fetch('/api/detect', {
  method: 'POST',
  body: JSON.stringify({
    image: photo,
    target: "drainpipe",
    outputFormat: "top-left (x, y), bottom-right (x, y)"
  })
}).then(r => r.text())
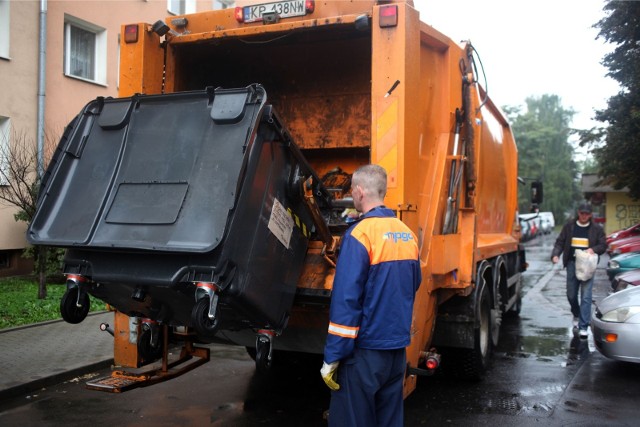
top-left (37, 0), bottom-right (47, 178)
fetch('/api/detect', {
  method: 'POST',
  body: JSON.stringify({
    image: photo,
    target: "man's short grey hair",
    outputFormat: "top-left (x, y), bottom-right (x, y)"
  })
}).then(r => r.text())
top-left (352, 165), bottom-right (387, 199)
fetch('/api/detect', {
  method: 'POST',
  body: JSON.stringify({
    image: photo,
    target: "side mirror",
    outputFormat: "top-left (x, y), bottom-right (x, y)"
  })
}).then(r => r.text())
top-left (531, 181), bottom-right (543, 205)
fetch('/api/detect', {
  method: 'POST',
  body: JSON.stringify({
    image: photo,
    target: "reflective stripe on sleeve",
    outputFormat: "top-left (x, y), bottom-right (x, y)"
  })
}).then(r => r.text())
top-left (328, 322), bottom-right (359, 339)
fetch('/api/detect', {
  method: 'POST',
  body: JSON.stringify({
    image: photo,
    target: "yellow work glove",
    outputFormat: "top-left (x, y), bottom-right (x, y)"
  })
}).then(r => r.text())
top-left (320, 361), bottom-right (340, 391)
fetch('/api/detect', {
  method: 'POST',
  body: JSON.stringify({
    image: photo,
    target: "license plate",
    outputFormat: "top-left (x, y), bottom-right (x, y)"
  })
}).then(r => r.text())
top-left (242, 0), bottom-right (307, 23)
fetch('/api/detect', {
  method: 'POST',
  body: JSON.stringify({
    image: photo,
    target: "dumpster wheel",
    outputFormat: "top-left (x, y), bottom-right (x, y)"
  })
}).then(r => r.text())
top-left (255, 332), bottom-right (274, 374)
top-left (60, 287), bottom-right (90, 324)
top-left (138, 327), bottom-right (163, 363)
top-left (191, 297), bottom-right (220, 339)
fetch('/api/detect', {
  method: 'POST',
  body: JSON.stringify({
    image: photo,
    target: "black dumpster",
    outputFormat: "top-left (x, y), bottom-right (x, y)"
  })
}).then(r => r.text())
top-left (28, 85), bottom-right (332, 338)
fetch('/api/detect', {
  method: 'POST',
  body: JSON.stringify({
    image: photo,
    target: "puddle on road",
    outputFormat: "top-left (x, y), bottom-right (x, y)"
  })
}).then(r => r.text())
top-left (500, 326), bottom-right (571, 358)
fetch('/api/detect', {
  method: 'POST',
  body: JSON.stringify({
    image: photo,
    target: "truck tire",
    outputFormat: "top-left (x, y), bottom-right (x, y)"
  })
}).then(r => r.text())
top-left (443, 284), bottom-right (492, 380)
top-left (464, 282), bottom-right (492, 379)
top-left (491, 257), bottom-right (506, 347)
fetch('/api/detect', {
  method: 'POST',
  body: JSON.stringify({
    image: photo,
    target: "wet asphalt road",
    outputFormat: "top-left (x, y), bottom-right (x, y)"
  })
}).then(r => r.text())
top-left (1, 233), bottom-right (639, 426)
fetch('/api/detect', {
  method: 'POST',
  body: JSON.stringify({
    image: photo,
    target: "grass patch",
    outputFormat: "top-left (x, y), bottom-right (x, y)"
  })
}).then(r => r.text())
top-left (0, 277), bottom-right (106, 330)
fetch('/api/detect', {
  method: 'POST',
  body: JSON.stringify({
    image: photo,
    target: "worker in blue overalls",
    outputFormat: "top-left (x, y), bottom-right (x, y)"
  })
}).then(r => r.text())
top-left (321, 164), bottom-right (422, 427)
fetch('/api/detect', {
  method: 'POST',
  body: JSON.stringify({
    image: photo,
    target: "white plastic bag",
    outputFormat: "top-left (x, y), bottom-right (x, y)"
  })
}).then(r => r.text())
top-left (575, 249), bottom-right (598, 281)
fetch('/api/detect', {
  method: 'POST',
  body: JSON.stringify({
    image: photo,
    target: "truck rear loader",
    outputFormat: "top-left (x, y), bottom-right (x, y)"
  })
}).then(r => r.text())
top-left (28, 0), bottom-right (528, 397)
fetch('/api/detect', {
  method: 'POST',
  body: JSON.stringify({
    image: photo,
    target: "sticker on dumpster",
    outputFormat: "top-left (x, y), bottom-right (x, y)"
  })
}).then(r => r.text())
top-left (268, 198), bottom-right (294, 249)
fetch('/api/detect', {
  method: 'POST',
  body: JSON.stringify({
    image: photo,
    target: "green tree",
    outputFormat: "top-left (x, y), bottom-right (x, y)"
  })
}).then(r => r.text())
top-left (508, 95), bottom-right (581, 223)
top-left (580, 0), bottom-right (640, 200)
top-left (577, 155), bottom-right (599, 175)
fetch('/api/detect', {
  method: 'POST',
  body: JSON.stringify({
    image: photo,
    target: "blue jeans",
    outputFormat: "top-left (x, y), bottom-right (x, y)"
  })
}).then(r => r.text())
top-left (566, 260), bottom-right (594, 330)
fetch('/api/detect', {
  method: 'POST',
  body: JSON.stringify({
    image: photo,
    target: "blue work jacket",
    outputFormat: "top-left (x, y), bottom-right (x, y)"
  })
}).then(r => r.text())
top-left (324, 206), bottom-right (422, 364)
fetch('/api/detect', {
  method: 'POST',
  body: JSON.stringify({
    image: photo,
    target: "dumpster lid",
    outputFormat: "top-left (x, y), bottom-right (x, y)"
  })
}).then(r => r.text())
top-left (28, 86), bottom-right (267, 252)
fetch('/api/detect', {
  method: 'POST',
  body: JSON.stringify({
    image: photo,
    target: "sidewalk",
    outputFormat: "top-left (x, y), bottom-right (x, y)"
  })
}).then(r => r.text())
top-left (543, 253), bottom-right (640, 425)
top-left (0, 311), bottom-right (114, 401)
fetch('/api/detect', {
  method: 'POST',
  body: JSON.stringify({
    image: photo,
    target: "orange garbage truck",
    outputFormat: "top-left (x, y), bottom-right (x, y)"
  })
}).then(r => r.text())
top-left (27, 0), bottom-right (529, 396)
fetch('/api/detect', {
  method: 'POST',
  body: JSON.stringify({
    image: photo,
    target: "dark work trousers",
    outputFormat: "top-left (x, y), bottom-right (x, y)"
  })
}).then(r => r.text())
top-left (328, 347), bottom-right (406, 427)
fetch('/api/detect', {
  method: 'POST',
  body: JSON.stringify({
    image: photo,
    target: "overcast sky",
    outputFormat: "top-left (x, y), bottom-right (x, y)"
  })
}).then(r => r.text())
top-left (413, 0), bottom-right (619, 134)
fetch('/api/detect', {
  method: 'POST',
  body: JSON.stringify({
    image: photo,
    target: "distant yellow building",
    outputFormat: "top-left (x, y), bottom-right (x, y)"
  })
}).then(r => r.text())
top-left (582, 173), bottom-right (639, 235)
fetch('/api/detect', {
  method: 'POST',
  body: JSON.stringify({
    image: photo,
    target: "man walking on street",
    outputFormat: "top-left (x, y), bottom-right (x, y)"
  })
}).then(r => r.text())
top-left (551, 202), bottom-right (606, 338)
top-left (320, 164), bottom-right (422, 427)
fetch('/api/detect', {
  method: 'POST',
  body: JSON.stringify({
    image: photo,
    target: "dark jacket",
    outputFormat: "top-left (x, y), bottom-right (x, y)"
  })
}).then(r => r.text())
top-left (551, 220), bottom-right (607, 267)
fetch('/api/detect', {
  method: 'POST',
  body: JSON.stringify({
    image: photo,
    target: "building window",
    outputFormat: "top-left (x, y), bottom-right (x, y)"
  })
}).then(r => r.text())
top-left (0, 0), bottom-right (9, 59)
top-left (0, 116), bottom-right (9, 186)
top-left (64, 15), bottom-right (107, 85)
top-left (168, 0), bottom-right (196, 15)
top-left (0, 251), bottom-right (10, 269)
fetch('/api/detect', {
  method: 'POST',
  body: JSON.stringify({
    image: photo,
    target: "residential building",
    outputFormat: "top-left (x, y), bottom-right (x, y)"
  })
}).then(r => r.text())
top-left (582, 173), bottom-right (639, 235)
top-left (0, 0), bottom-right (236, 277)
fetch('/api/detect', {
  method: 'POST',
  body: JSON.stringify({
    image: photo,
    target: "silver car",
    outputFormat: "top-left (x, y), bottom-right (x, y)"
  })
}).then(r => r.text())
top-left (592, 286), bottom-right (640, 363)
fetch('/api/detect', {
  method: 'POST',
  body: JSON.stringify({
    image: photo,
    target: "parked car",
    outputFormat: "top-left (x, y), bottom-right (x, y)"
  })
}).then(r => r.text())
top-left (607, 222), bottom-right (640, 246)
top-left (612, 269), bottom-right (640, 292)
top-left (611, 238), bottom-right (640, 257)
top-left (592, 285), bottom-right (640, 363)
top-left (519, 219), bottom-right (531, 242)
top-left (609, 235), bottom-right (640, 255)
top-left (607, 252), bottom-right (640, 284)
top-left (519, 213), bottom-right (541, 240)
top-left (538, 211), bottom-right (555, 234)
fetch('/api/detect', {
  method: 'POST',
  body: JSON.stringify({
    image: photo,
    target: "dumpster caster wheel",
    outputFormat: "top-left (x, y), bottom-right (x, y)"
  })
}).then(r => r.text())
top-left (192, 297), bottom-right (220, 339)
top-left (60, 287), bottom-right (90, 324)
top-left (255, 332), bottom-right (274, 374)
top-left (138, 327), bottom-right (163, 363)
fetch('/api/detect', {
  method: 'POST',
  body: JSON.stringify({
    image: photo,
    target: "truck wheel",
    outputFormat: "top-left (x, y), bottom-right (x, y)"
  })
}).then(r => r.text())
top-left (461, 284), bottom-right (493, 380)
top-left (60, 287), bottom-right (90, 324)
top-left (191, 297), bottom-right (220, 339)
top-left (475, 284), bottom-right (492, 370)
top-left (440, 284), bottom-right (493, 380)
top-left (490, 305), bottom-right (501, 348)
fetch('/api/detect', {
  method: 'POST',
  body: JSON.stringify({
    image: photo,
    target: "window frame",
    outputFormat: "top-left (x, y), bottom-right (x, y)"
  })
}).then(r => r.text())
top-left (213, 0), bottom-right (235, 10)
top-left (168, 0), bottom-right (196, 15)
top-left (63, 15), bottom-right (107, 86)
top-left (0, 0), bottom-right (9, 59)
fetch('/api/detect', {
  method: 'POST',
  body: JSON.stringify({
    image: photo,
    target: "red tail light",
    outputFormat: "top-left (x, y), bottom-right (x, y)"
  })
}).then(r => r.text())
top-left (426, 356), bottom-right (439, 370)
top-left (305, 0), bottom-right (315, 13)
top-left (379, 4), bottom-right (398, 28)
top-left (423, 349), bottom-right (441, 370)
top-left (124, 24), bottom-right (139, 43)
top-left (235, 6), bottom-right (244, 23)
